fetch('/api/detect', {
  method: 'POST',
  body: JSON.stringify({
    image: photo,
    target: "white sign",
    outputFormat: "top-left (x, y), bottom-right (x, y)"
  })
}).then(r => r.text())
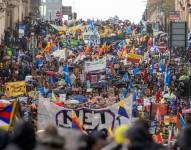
top-left (38, 95), bottom-right (133, 133)
top-left (85, 57), bottom-right (106, 72)
top-left (59, 94), bottom-right (66, 102)
top-left (83, 30), bottom-right (100, 45)
top-left (19, 29), bottom-right (25, 38)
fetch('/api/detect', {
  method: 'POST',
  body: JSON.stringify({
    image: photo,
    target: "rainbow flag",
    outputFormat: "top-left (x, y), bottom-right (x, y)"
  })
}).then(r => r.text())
top-left (71, 111), bottom-right (83, 131)
top-left (0, 100), bottom-right (16, 130)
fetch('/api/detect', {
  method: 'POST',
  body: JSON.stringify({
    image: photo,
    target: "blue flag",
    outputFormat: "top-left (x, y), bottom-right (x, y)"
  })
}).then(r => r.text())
top-left (158, 63), bottom-right (164, 73)
top-left (133, 68), bottom-right (140, 76)
top-left (123, 89), bottom-right (129, 98)
top-left (118, 40), bottom-right (124, 48)
top-left (64, 64), bottom-right (71, 86)
top-left (88, 20), bottom-right (95, 31)
top-left (111, 57), bottom-right (115, 64)
top-left (127, 26), bottom-right (132, 34)
top-left (123, 73), bottom-right (129, 81)
top-left (132, 90), bottom-right (137, 117)
top-left (150, 63), bottom-right (154, 75)
top-left (164, 65), bottom-right (170, 86)
top-left (179, 113), bottom-right (186, 129)
top-left (38, 87), bottom-right (48, 96)
top-left (133, 90), bottom-right (137, 102)
top-left (128, 79), bottom-right (133, 91)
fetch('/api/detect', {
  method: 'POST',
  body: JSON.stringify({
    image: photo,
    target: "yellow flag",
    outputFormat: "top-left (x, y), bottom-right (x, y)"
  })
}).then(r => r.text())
top-left (119, 99), bottom-right (125, 107)
top-left (51, 91), bottom-right (57, 101)
top-left (108, 127), bottom-right (114, 138)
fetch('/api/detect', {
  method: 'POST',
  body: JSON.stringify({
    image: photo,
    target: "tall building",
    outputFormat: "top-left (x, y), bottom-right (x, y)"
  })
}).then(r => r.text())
top-left (0, 0), bottom-right (32, 44)
top-left (144, 0), bottom-right (163, 22)
top-left (29, 0), bottom-right (41, 18)
top-left (175, 0), bottom-right (191, 32)
top-left (143, 0), bottom-right (175, 31)
top-left (0, 0), bottom-right (6, 44)
top-left (40, 0), bottom-right (62, 21)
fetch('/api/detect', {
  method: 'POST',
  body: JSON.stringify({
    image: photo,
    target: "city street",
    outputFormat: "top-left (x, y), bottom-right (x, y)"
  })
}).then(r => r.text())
top-left (0, 0), bottom-right (191, 150)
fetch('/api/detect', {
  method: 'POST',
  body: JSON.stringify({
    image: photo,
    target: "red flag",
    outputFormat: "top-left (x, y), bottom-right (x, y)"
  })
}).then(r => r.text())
top-left (156, 91), bottom-right (161, 103)
top-left (153, 134), bottom-right (164, 144)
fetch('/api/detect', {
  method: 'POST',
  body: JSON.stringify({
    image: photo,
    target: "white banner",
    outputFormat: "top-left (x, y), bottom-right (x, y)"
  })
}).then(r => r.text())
top-left (85, 57), bottom-right (106, 72)
top-left (38, 94), bottom-right (133, 133)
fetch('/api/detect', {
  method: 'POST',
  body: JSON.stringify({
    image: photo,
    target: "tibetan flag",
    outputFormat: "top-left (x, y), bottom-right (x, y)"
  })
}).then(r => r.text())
top-left (178, 113), bottom-right (186, 129)
top-left (72, 111), bottom-right (83, 131)
top-left (118, 100), bottom-right (129, 118)
top-left (0, 101), bottom-right (16, 130)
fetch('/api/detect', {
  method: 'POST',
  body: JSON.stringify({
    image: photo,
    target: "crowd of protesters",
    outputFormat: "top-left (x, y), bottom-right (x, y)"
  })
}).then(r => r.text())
top-left (0, 15), bottom-right (191, 150)
top-left (0, 120), bottom-right (191, 150)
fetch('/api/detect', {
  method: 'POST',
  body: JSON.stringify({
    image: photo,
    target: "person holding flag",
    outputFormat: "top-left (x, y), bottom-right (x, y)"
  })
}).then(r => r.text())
top-left (164, 65), bottom-right (170, 87)
top-left (63, 64), bottom-right (71, 86)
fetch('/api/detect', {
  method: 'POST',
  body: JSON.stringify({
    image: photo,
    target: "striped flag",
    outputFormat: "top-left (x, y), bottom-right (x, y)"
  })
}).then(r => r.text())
top-left (0, 100), bottom-right (17, 130)
top-left (72, 111), bottom-right (83, 132)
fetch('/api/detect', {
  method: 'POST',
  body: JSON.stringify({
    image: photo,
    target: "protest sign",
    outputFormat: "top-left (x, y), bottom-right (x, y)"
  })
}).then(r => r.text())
top-left (38, 95), bottom-right (133, 133)
top-left (59, 94), bottom-right (66, 102)
top-left (164, 116), bottom-right (177, 124)
top-left (4, 81), bottom-right (26, 98)
top-left (83, 30), bottom-right (100, 45)
top-left (85, 57), bottom-right (106, 72)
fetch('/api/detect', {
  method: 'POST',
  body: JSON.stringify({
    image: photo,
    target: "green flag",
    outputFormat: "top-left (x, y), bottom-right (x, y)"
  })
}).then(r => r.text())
top-left (7, 48), bottom-right (13, 56)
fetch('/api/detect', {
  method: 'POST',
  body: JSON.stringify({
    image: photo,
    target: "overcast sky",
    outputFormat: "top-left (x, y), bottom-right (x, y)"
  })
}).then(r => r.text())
top-left (63, 0), bottom-right (147, 23)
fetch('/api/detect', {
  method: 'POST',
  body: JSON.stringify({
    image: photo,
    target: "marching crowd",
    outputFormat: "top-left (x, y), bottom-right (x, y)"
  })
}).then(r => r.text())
top-left (0, 16), bottom-right (191, 150)
top-left (0, 119), bottom-right (191, 150)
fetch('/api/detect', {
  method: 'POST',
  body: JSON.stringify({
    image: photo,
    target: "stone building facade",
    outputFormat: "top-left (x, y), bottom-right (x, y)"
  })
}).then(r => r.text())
top-left (0, 0), bottom-right (39, 44)
top-left (175, 0), bottom-right (191, 32)
top-left (143, 0), bottom-right (175, 31)
top-left (41, 0), bottom-right (62, 21)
